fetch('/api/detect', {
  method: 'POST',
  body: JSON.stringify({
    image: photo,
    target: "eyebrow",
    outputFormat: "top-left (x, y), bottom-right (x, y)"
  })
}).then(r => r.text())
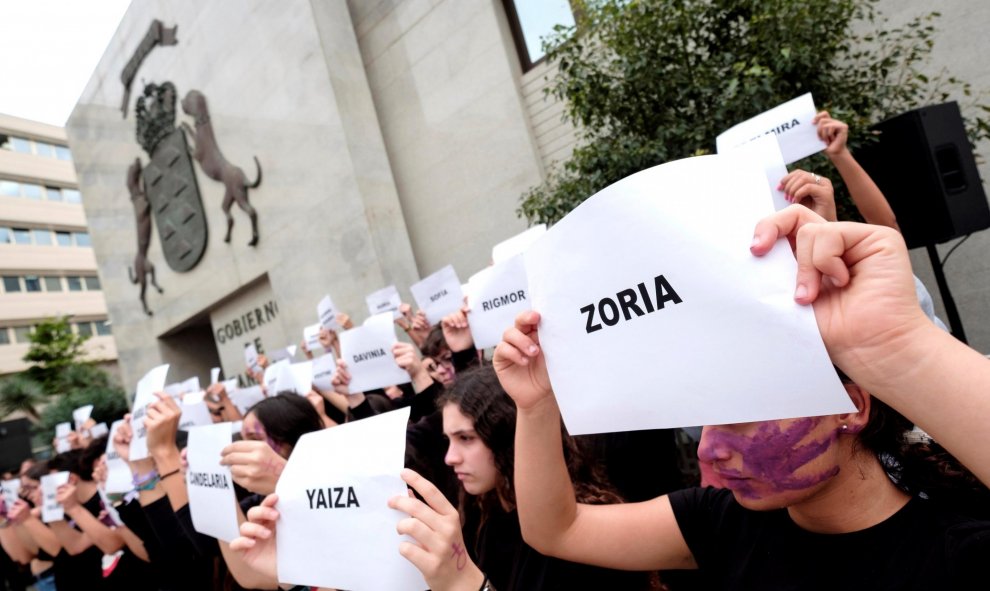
top-left (444, 429), bottom-right (476, 437)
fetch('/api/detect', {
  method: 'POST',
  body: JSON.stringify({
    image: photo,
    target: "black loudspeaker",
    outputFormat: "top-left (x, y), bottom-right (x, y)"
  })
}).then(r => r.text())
top-left (0, 419), bottom-right (32, 472)
top-left (856, 102), bottom-right (990, 249)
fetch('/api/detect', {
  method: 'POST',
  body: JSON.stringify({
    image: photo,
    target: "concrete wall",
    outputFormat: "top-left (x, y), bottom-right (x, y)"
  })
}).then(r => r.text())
top-left (67, 0), bottom-right (420, 390)
top-left (348, 0), bottom-right (545, 279)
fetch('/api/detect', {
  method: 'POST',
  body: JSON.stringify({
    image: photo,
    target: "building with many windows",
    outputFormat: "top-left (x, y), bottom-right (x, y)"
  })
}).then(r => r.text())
top-left (0, 113), bottom-right (117, 378)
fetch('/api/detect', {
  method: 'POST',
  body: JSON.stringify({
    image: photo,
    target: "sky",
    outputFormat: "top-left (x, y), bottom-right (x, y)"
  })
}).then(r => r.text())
top-left (0, 0), bottom-right (132, 126)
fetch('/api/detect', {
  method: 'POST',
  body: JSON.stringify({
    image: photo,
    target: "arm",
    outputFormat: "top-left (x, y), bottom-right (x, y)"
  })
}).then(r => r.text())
top-left (814, 111), bottom-right (899, 229)
top-left (217, 504), bottom-right (271, 589)
top-left (48, 520), bottom-right (94, 556)
top-left (751, 206), bottom-right (990, 486)
top-left (493, 312), bottom-right (695, 571)
top-left (0, 525), bottom-right (33, 564)
top-left (117, 524), bottom-right (150, 562)
top-left (61, 485), bottom-right (125, 556)
top-left (146, 392), bottom-right (189, 511)
top-left (13, 508), bottom-right (61, 557)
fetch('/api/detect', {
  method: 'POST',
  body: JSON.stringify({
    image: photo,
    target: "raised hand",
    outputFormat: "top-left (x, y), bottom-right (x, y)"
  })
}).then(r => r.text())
top-left (229, 493), bottom-right (280, 589)
top-left (778, 169), bottom-right (837, 222)
top-left (389, 469), bottom-right (484, 590)
top-left (493, 311), bottom-right (553, 410)
top-left (219, 440), bottom-right (286, 496)
top-left (441, 306), bottom-right (474, 352)
top-left (145, 392), bottom-right (182, 459)
top-left (813, 111), bottom-right (849, 157)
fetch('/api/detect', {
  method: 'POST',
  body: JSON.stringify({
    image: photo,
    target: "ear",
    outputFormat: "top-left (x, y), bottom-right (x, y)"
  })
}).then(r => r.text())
top-left (67, 473), bottom-right (80, 485)
top-left (836, 383), bottom-right (872, 434)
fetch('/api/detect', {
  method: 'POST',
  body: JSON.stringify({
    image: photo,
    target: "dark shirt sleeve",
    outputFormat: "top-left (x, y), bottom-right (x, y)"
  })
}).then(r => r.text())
top-left (451, 346), bottom-right (479, 372)
top-left (667, 486), bottom-right (736, 573)
top-left (174, 503), bottom-right (220, 559)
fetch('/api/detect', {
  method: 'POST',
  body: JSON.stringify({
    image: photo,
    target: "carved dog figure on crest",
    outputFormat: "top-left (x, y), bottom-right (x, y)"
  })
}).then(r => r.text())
top-left (126, 158), bottom-right (163, 315)
top-left (180, 90), bottom-right (262, 246)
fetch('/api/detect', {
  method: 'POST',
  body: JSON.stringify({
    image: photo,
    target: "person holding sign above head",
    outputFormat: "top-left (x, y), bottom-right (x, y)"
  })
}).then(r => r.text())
top-left (493, 206), bottom-right (990, 590)
top-left (3, 463), bottom-right (59, 591)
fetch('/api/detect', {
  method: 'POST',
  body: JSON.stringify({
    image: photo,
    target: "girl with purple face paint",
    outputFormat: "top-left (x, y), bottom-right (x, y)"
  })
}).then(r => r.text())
top-left (494, 207), bottom-right (990, 589)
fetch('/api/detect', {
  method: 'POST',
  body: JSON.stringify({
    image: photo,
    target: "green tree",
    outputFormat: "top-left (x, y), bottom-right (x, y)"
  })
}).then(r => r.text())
top-left (0, 375), bottom-right (46, 421)
top-left (22, 316), bottom-right (88, 392)
top-left (37, 384), bottom-right (129, 439)
top-left (520, 0), bottom-right (990, 224)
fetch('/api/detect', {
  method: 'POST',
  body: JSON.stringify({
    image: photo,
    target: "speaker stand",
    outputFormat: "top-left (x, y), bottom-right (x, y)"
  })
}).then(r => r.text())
top-left (925, 244), bottom-right (967, 344)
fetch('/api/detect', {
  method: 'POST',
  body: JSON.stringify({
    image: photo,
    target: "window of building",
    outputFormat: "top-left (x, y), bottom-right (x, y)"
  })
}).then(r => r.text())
top-left (95, 320), bottom-right (111, 336)
top-left (44, 276), bottom-right (62, 291)
top-left (0, 181), bottom-right (19, 197)
top-left (66, 276), bottom-right (83, 291)
top-left (63, 189), bottom-right (82, 204)
top-left (13, 326), bottom-right (32, 343)
top-left (503, 0), bottom-right (576, 71)
top-left (11, 137), bottom-right (32, 154)
top-left (0, 227), bottom-right (10, 244)
top-left (55, 231), bottom-right (72, 246)
top-left (55, 146), bottom-right (72, 161)
top-left (34, 142), bottom-right (54, 158)
top-left (74, 232), bottom-right (91, 247)
top-left (46, 187), bottom-right (63, 201)
top-left (2, 276), bottom-right (20, 292)
top-left (0, 328), bottom-right (9, 345)
top-left (21, 183), bottom-right (42, 200)
top-left (84, 276), bottom-right (101, 290)
top-left (12, 228), bottom-right (31, 245)
top-left (76, 322), bottom-right (93, 337)
top-left (24, 275), bottom-right (41, 292)
top-left (32, 229), bottom-right (52, 246)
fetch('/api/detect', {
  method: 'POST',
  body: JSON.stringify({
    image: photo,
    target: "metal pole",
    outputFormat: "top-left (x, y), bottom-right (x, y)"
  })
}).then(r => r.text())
top-left (926, 243), bottom-right (967, 344)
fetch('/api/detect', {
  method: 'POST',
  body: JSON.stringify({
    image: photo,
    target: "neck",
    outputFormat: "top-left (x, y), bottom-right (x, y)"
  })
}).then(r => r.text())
top-left (787, 449), bottom-right (910, 534)
top-left (75, 479), bottom-right (98, 502)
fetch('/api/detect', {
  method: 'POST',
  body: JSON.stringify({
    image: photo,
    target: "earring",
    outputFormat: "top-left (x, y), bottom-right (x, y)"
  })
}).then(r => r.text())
top-left (840, 424), bottom-right (849, 432)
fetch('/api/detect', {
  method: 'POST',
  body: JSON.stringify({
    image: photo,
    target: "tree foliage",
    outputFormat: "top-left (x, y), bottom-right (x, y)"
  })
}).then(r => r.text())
top-left (22, 316), bottom-right (89, 392)
top-left (37, 382), bottom-right (129, 439)
top-left (0, 375), bottom-right (46, 421)
top-left (519, 0), bottom-right (990, 224)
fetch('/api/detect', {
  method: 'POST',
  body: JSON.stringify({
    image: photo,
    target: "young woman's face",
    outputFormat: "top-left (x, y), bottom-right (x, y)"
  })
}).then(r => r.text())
top-left (698, 416), bottom-right (844, 510)
top-left (242, 412), bottom-right (289, 458)
top-left (442, 403), bottom-right (498, 496)
top-left (424, 351), bottom-right (456, 387)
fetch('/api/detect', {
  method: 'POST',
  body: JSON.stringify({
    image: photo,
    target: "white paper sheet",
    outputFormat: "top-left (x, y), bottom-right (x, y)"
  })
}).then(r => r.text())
top-left (276, 406), bottom-right (424, 591)
top-left (98, 487), bottom-right (124, 527)
top-left (724, 133), bottom-right (791, 212)
top-left (179, 401), bottom-right (214, 431)
top-left (229, 386), bottom-right (266, 416)
top-left (466, 255), bottom-right (530, 349)
top-left (1, 479), bottom-right (20, 509)
top-left (211, 367), bottom-right (221, 385)
top-left (410, 265), bottom-right (464, 325)
top-left (88, 422), bottom-right (109, 439)
top-left (338, 313), bottom-right (410, 394)
top-left (186, 423), bottom-right (240, 542)
top-left (55, 422), bottom-right (72, 439)
top-left (104, 420), bottom-right (133, 494)
top-left (317, 295), bottom-right (340, 331)
top-left (40, 472), bottom-right (69, 523)
top-left (129, 364), bottom-right (170, 461)
top-left (245, 343), bottom-right (260, 374)
top-left (303, 323), bottom-right (322, 352)
top-left (72, 405), bottom-right (94, 431)
top-left (716, 93), bottom-right (824, 164)
top-left (311, 352), bottom-right (336, 393)
top-left (365, 285), bottom-right (403, 319)
top-left (267, 345), bottom-right (297, 363)
top-left (523, 154), bottom-right (852, 435)
top-left (289, 361), bottom-right (314, 395)
top-left (221, 378), bottom-right (239, 394)
top-left (492, 224), bottom-right (547, 264)
top-left (263, 359), bottom-right (289, 394)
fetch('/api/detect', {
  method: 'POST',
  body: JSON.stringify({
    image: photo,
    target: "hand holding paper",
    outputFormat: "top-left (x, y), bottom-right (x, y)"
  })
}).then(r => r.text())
top-left (229, 493), bottom-right (281, 589)
top-left (219, 440), bottom-right (286, 496)
top-left (492, 311), bottom-right (553, 411)
top-left (145, 393), bottom-right (182, 458)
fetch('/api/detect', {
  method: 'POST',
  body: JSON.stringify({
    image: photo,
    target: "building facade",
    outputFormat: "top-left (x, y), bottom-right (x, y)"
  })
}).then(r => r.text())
top-left (0, 113), bottom-right (118, 378)
top-left (65, 0), bottom-right (990, 393)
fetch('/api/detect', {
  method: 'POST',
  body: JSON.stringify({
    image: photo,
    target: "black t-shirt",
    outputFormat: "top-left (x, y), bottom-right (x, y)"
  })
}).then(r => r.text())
top-left (669, 486), bottom-right (990, 590)
top-left (53, 493), bottom-right (105, 591)
top-left (467, 505), bottom-right (654, 591)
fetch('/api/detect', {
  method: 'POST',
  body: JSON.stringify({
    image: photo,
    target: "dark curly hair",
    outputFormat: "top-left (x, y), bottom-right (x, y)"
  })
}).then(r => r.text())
top-left (246, 393), bottom-right (324, 457)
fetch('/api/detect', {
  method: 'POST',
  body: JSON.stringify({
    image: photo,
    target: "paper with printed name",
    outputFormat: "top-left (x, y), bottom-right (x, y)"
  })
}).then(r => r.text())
top-left (104, 420), bottom-right (133, 494)
top-left (244, 343), bottom-right (261, 374)
top-left (277, 406), bottom-right (424, 591)
top-left (466, 255), bottom-right (530, 349)
top-left (40, 471), bottom-right (70, 523)
top-left (88, 422), bottom-right (109, 439)
top-left (129, 364), bottom-right (170, 461)
top-left (338, 313), bottom-right (410, 394)
top-left (1, 479), bottom-right (20, 509)
top-left (365, 285), bottom-right (402, 319)
top-left (186, 423), bottom-right (240, 541)
top-left (317, 295), bottom-right (341, 331)
top-left (72, 405), bottom-right (94, 431)
top-left (311, 352), bottom-right (336, 393)
top-left (229, 386), bottom-right (266, 416)
top-left (54, 422), bottom-right (72, 452)
top-left (492, 224), bottom-right (546, 264)
top-left (179, 401), bottom-right (214, 430)
top-left (303, 323), bottom-right (322, 352)
top-left (264, 359), bottom-right (290, 393)
top-left (410, 265), bottom-right (464, 325)
top-left (523, 155), bottom-right (851, 435)
top-left (716, 93), bottom-right (824, 164)
top-left (267, 345), bottom-right (297, 363)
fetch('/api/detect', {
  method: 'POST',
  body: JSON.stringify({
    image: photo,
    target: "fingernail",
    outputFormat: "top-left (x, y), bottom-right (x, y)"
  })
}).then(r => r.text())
top-left (751, 233), bottom-right (762, 247)
top-left (528, 345), bottom-right (538, 355)
top-left (795, 284), bottom-right (808, 300)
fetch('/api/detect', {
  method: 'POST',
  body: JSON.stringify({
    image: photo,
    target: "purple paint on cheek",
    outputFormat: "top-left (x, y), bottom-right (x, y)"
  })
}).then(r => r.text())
top-left (702, 418), bottom-right (840, 499)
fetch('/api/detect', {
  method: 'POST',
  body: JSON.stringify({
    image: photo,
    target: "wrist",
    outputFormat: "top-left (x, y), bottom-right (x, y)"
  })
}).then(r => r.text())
top-left (153, 449), bottom-right (182, 475)
top-left (150, 443), bottom-right (180, 465)
top-left (516, 392), bottom-right (559, 417)
top-left (129, 458), bottom-right (156, 475)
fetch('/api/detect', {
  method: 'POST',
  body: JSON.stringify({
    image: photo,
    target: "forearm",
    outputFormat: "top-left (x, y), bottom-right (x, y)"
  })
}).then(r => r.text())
top-left (64, 505), bottom-right (124, 555)
top-left (844, 323), bottom-right (990, 485)
top-left (152, 448), bottom-right (189, 511)
top-left (21, 518), bottom-right (61, 556)
top-left (831, 149), bottom-right (898, 229)
top-left (49, 520), bottom-right (93, 555)
top-left (119, 525), bottom-right (150, 561)
top-left (513, 396), bottom-right (579, 555)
